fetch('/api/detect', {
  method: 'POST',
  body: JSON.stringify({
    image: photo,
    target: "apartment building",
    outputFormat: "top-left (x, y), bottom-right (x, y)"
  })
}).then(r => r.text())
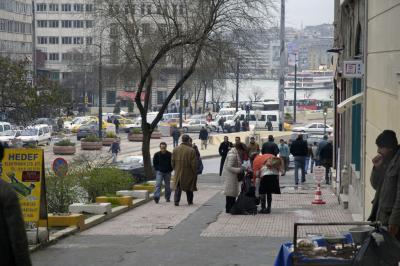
top-left (0, 0), bottom-right (33, 60)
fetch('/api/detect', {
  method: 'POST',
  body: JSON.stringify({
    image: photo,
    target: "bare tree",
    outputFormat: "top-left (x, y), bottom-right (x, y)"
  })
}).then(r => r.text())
top-left (248, 86), bottom-right (265, 103)
top-left (100, 0), bottom-right (276, 177)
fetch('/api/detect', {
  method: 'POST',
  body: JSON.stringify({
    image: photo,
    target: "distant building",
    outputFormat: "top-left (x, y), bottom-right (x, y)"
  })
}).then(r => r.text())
top-left (0, 0), bottom-right (33, 60)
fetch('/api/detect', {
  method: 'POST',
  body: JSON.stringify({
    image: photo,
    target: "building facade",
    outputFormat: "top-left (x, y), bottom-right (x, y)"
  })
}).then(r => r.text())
top-left (0, 0), bottom-right (33, 60)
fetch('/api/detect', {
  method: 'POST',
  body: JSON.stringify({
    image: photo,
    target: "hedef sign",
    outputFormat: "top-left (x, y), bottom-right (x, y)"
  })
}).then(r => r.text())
top-left (1, 149), bottom-right (44, 222)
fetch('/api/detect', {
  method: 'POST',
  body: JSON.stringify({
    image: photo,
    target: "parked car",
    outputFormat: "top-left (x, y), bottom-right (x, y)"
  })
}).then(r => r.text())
top-left (182, 119), bottom-right (211, 133)
top-left (114, 156), bottom-right (149, 182)
top-left (77, 122), bottom-right (105, 140)
top-left (33, 118), bottom-right (58, 132)
top-left (292, 123), bottom-right (333, 134)
top-left (121, 119), bottom-right (141, 133)
top-left (0, 130), bottom-right (21, 146)
top-left (17, 124), bottom-right (52, 145)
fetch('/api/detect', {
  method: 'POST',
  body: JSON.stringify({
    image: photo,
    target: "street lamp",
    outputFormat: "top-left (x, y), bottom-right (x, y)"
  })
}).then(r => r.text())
top-left (323, 107), bottom-right (328, 135)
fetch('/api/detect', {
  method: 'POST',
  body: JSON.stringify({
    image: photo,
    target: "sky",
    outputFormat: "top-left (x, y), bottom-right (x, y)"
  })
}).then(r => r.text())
top-left (285, 0), bottom-right (334, 29)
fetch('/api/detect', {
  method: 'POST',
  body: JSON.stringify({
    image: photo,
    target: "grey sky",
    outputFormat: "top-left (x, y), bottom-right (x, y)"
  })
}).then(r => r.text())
top-left (286, 0), bottom-right (334, 28)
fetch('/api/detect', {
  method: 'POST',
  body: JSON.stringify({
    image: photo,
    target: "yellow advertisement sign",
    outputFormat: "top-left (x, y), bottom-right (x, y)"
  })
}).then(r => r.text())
top-left (1, 149), bottom-right (43, 222)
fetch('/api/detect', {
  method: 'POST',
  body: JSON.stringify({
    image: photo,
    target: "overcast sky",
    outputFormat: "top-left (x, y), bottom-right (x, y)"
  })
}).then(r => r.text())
top-left (285, 0), bottom-right (334, 28)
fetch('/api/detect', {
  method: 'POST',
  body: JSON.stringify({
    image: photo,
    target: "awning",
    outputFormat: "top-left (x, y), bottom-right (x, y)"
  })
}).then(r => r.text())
top-left (118, 91), bottom-right (145, 101)
top-left (337, 92), bottom-right (363, 114)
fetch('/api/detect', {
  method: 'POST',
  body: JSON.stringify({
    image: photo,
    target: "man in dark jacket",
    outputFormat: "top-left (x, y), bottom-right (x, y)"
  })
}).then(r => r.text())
top-left (290, 134), bottom-right (308, 185)
top-left (316, 135), bottom-right (328, 166)
top-left (368, 130), bottom-right (400, 239)
top-left (113, 117), bottom-right (120, 134)
top-left (199, 126), bottom-right (209, 150)
top-left (153, 142), bottom-right (173, 203)
top-left (218, 136), bottom-right (233, 176)
top-left (0, 179), bottom-right (32, 266)
top-left (171, 126), bottom-right (180, 148)
top-left (319, 140), bottom-right (333, 184)
top-left (261, 135), bottom-right (279, 156)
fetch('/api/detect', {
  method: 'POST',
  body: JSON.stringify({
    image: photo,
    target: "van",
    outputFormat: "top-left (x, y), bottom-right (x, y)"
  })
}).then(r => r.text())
top-left (223, 110), bottom-right (280, 132)
top-left (162, 113), bottom-right (180, 121)
top-left (17, 124), bottom-right (52, 145)
top-left (218, 108), bottom-right (237, 116)
top-left (0, 122), bottom-right (12, 133)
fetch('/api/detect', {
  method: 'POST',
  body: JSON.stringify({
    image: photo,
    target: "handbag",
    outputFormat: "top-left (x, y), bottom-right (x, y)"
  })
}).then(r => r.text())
top-left (237, 171), bottom-right (245, 182)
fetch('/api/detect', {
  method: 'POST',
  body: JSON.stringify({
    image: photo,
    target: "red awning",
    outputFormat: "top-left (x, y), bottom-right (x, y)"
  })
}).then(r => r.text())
top-left (118, 91), bottom-right (145, 101)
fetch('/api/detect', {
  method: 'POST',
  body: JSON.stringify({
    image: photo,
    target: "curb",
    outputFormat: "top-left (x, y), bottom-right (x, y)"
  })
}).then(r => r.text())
top-left (29, 190), bottom-right (163, 253)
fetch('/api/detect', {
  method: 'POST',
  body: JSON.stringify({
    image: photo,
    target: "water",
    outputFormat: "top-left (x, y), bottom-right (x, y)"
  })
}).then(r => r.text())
top-left (222, 79), bottom-right (334, 102)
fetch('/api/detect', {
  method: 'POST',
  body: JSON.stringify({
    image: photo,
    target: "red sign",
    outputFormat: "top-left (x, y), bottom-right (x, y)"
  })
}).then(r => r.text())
top-left (118, 91), bottom-right (146, 101)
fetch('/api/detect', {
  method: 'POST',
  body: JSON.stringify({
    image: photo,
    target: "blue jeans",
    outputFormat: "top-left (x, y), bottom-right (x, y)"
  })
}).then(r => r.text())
top-left (294, 156), bottom-right (306, 184)
top-left (154, 171), bottom-right (171, 200)
top-left (305, 157), bottom-right (310, 173)
top-left (173, 138), bottom-right (179, 148)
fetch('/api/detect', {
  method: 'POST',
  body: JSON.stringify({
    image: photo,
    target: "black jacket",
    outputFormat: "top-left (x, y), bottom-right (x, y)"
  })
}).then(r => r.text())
top-left (171, 128), bottom-right (180, 140)
top-left (290, 139), bottom-right (308, 157)
top-left (0, 179), bottom-right (32, 266)
top-left (153, 151), bottom-right (173, 173)
top-left (261, 141), bottom-right (279, 156)
top-left (319, 142), bottom-right (333, 166)
top-left (199, 128), bottom-right (209, 140)
top-left (219, 141), bottom-right (233, 157)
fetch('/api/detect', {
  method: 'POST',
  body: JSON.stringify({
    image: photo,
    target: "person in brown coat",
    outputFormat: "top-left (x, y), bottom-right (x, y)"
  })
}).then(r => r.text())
top-left (0, 179), bottom-right (32, 266)
top-left (172, 134), bottom-right (198, 206)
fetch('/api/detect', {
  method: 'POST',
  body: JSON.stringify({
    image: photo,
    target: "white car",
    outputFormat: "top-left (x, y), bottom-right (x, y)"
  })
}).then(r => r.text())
top-left (0, 130), bottom-right (21, 146)
top-left (17, 124), bottom-right (52, 146)
top-left (122, 119), bottom-right (141, 133)
top-left (292, 123), bottom-right (333, 134)
top-left (209, 115), bottom-right (234, 131)
top-left (182, 119), bottom-right (211, 133)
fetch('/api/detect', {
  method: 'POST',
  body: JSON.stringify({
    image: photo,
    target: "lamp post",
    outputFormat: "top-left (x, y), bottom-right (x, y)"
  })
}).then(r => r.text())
top-left (98, 42), bottom-right (103, 138)
top-left (293, 53), bottom-right (298, 124)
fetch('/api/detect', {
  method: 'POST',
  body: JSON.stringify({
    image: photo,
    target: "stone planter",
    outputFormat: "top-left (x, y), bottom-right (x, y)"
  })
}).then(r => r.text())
top-left (81, 141), bottom-right (103, 150)
top-left (53, 145), bottom-right (76, 155)
top-left (96, 196), bottom-right (133, 207)
top-left (128, 133), bottom-right (143, 142)
top-left (69, 203), bottom-right (112, 215)
top-left (38, 213), bottom-right (84, 229)
top-left (133, 184), bottom-right (155, 193)
top-left (117, 190), bottom-right (149, 199)
top-left (102, 138), bottom-right (114, 146)
top-left (151, 131), bottom-right (162, 139)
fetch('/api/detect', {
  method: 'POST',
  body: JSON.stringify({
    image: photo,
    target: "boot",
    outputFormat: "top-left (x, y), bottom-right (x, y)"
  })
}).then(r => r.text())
top-left (259, 195), bottom-right (268, 214)
top-left (266, 194), bottom-right (272, 214)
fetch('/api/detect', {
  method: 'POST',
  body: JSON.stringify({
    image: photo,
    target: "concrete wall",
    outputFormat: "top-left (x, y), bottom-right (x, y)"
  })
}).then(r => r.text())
top-left (364, 0), bottom-right (400, 217)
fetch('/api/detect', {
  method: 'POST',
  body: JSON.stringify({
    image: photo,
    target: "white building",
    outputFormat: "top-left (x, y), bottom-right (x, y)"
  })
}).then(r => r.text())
top-left (0, 0), bottom-right (33, 60)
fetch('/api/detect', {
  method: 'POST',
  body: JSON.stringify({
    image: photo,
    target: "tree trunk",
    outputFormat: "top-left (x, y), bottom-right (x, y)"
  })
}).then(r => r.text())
top-left (141, 124), bottom-right (154, 180)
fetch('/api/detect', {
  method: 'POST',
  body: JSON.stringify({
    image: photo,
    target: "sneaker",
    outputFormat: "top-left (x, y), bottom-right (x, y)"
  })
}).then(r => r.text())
top-left (259, 208), bottom-right (269, 214)
top-left (266, 207), bottom-right (271, 214)
top-left (301, 179), bottom-right (306, 183)
top-left (188, 202), bottom-right (193, 205)
top-left (174, 202), bottom-right (179, 206)
top-left (154, 198), bottom-right (159, 204)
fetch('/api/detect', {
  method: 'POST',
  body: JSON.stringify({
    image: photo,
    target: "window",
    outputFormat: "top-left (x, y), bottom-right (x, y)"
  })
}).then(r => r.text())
top-left (267, 115), bottom-right (277, 122)
top-left (4, 124), bottom-right (10, 131)
top-left (179, 4), bottom-right (184, 15)
top-left (37, 36), bottom-right (47, 44)
top-left (157, 91), bottom-right (167, 105)
top-left (61, 4), bottom-right (71, 11)
top-left (146, 4), bottom-right (151, 14)
top-left (85, 20), bottom-right (94, 28)
top-left (49, 4), bottom-right (58, 11)
top-left (61, 36), bottom-right (72, 44)
top-left (73, 37), bottom-right (83, 44)
top-left (61, 20), bottom-right (72, 28)
top-left (62, 53), bottom-right (72, 61)
top-left (49, 37), bottom-right (59, 44)
top-left (48, 53), bottom-right (59, 61)
top-left (48, 20), bottom-right (59, 28)
top-left (85, 4), bottom-right (93, 12)
top-left (73, 4), bottom-right (83, 11)
top-left (0, 19), bottom-right (5, 31)
top-left (37, 20), bottom-right (47, 28)
top-left (172, 4), bottom-right (177, 16)
top-left (86, 37), bottom-right (93, 45)
top-left (309, 124), bottom-right (317, 128)
top-left (140, 3), bottom-right (145, 14)
top-left (36, 3), bottom-right (46, 11)
top-left (73, 20), bottom-right (84, 28)
top-left (106, 91), bottom-right (116, 105)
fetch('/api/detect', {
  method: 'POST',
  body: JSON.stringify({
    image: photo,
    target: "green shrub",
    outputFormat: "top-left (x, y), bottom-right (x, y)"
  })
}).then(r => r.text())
top-left (46, 173), bottom-right (87, 213)
top-left (54, 139), bottom-right (76, 146)
top-left (80, 167), bottom-right (134, 202)
top-left (82, 134), bottom-right (101, 142)
top-left (130, 128), bottom-right (142, 134)
top-left (105, 131), bottom-right (117, 138)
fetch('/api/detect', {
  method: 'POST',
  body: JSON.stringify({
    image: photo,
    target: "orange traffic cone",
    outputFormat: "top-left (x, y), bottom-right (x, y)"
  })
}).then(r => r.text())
top-left (312, 183), bottom-right (326, 205)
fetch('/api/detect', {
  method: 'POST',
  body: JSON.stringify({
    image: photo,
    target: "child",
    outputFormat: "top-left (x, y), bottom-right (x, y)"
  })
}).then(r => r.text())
top-left (109, 138), bottom-right (120, 163)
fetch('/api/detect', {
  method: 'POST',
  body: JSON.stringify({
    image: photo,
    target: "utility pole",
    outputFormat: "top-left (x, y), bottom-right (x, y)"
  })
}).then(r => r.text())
top-left (98, 42), bottom-right (103, 139)
top-left (278, 0), bottom-right (286, 131)
top-left (235, 55), bottom-right (240, 112)
top-left (31, 0), bottom-right (37, 86)
top-left (179, 46), bottom-right (184, 128)
top-left (293, 53), bottom-right (297, 123)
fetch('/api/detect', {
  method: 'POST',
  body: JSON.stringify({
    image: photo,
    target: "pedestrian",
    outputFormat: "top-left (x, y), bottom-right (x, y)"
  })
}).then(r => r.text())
top-left (171, 126), bottom-right (180, 148)
top-left (290, 134), bottom-right (308, 185)
top-left (222, 143), bottom-right (247, 213)
top-left (235, 136), bottom-right (241, 147)
top-left (247, 136), bottom-right (260, 156)
top-left (113, 117), bottom-right (120, 134)
top-left (311, 142), bottom-right (318, 172)
top-left (319, 139), bottom-right (333, 184)
top-left (57, 117), bottom-right (64, 132)
top-left (189, 137), bottom-right (203, 176)
top-left (368, 130), bottom-right (400, 239)
top-left (107, 116), bottom-right (112, 123)
top-left (152, 142), bottom-right (173, 203)
top-left (199, 126), bottom-right (209, 150)
top-left (172, 134), bottom-right (198, 206)
top-left (218, 116), bottom-right (224, 133)
top-left (316, 135), bottom-right (328, 166)
top-left (253, 154), bottom-right (282, 214)
top-left (207, 112), bottom-right (212, 123)
top-left (218, 136), bottom-right (233, 176)
top-left (109, 137), bottom-right (120, 163)
top-left (235, 119), bottom-right (241, 132)
top-left (0, 143), bottom-right (32, 266)
top-left (278, 139), bottom-right (290, 176)
top-left (261, 135), bottom-right (279, 156)
top-left (266, 119), bottom-right (273, 131)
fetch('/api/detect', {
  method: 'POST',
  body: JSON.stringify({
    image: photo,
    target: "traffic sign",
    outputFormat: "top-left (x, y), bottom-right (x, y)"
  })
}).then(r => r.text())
top-left (313, 166), bottom-right (325, 183)
top-left (52, 158), bottom-right (68, 177)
